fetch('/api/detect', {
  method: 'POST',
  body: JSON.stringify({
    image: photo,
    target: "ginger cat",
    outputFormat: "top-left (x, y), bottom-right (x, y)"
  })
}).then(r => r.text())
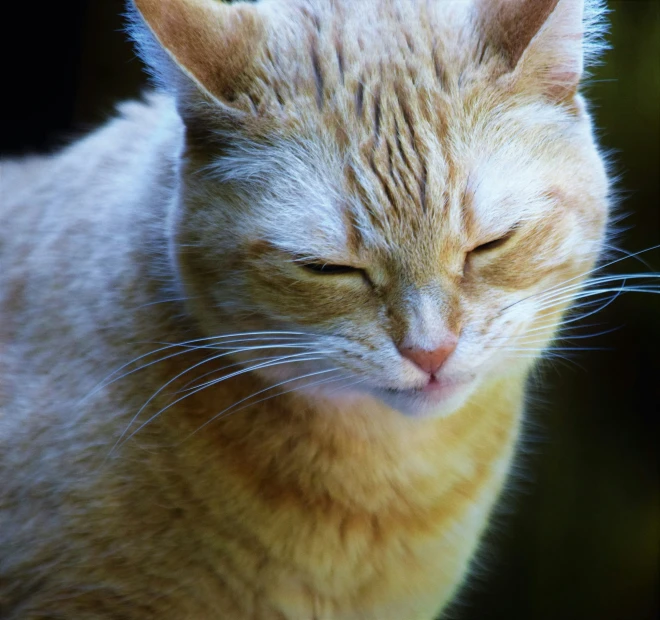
top-left (0, 0), bottom-right (614, 618)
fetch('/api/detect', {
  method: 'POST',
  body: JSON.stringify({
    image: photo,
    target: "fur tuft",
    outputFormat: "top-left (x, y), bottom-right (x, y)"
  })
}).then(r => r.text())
top-left (124, 2), bottom-right (180, 94)
top-left (583, 0), bottom-right (611, 69)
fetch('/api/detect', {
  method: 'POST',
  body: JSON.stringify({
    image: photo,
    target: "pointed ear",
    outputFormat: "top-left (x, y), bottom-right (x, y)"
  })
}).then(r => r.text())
top-left (130, 0), bottom-right (266, 111)
top-left (477, 0), bottom-right (605, 102)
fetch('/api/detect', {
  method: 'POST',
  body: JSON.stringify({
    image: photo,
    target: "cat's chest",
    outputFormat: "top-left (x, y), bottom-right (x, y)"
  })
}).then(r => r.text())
top-left (180, 444), bottom-right (512, 620)
top-left (177, 491), bottom-right (498, 620)
top-left (163, 388), bottom-right (521, 619)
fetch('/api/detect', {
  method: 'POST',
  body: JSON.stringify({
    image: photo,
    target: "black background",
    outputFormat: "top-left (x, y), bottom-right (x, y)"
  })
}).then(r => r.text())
top-left (2, 2), bottom-right (658, 619)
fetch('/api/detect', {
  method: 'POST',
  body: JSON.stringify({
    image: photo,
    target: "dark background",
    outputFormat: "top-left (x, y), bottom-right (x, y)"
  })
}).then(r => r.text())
top-left (2, 2), bottom-right (658, 619)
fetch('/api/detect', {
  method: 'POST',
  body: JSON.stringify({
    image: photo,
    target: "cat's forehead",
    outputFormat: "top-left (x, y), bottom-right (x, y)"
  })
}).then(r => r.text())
top-left (210, 0), bottom-right (588, 268)
top-left (257, 0), bottom-right (472, 118)
top-left (242, 104), bottom-right (562, 274)
top-left (246, 4), bottom-right (561, 225)
top-left (335, 97), bottom-right (562, 239)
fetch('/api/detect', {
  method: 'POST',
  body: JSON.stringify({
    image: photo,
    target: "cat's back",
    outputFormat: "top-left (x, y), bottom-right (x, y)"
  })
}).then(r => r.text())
top-left (0, 93), bottom-right (180, 250)
top-left (0, 94), bottom-right (181, 322)
top-left (0, 94), bottom-right (183, 420)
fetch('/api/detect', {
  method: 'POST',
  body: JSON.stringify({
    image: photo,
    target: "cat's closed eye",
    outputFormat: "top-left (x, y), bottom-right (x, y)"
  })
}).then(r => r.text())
top-left (301, 262), bottom-right (362, 275)
top-left (470, 228), bottom-right (518, 254)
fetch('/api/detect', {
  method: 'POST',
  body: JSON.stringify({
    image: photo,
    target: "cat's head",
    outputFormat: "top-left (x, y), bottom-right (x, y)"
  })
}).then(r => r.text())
top-left (131, 0), bottom-right (610, 417)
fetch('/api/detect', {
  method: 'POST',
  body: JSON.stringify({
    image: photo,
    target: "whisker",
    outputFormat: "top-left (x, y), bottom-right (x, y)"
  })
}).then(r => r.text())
top-left (489, 320), bottom-right (606, 341)
top-left (533, 291), bottom-right (623, 327)
top-left (180, 368), bottom-right (348, 443)
top-left (500, 245), bottom-right (659, 314)
top-left (511, 326), bottom-right (621, 347)
top-left (174, 354), bottom-right (303, 394)
top-left (82, 344), bottom-right (217, 404)
top-left (537, 353), bottom-right (585, 370)
top-left (146, 335), bottom-right (314, 351)
top-left (549, 244), bottom-right (659, 286)
top-left (322, 376), bottom-right (369, 397)
top-left (108, 347), bottom-right (330, 457)
top-left (498, 346), bottom-right (611, 352)
top-left (530, 273), bottom-right (659, 307)
top-left (172, 350), bottom-right (328, 395)
top-left (600, 243), bottom-right (655, 271)
top-left (530, 277), bottom-right (658, 312)
top-left (82, 331), bottom-right (313, 402)
top-left (532, 285), bottom-right (659, 314)
top-left (521, 317), bottom-right (606, 336)
top-left (134, 296), bottom-right (192, 310)
top-left (108, 353), bottom-right (334, 457)
top-left (136, 330), bottom-right (312, 347)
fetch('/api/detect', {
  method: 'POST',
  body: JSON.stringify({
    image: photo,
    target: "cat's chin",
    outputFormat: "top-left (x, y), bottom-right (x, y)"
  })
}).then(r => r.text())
top-left (376, 383), bottom-right (472, 419)
top-left (320, 376), bottom-right (476, 419)
top-left (298, 373), bottom-right (475, 419)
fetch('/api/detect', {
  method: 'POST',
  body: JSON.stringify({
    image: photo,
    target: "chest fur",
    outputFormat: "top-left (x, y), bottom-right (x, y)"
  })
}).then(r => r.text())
top-left (165, 389), bottom-right (522, 619)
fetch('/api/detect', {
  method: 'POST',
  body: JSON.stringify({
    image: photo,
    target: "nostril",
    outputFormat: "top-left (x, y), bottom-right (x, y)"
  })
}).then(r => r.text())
top-left (398, 339), bottom-right (457, 375)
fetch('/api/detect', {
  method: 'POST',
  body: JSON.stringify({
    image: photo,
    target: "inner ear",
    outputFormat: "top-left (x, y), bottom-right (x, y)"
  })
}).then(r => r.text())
top-left (132, 0), bottom-right (267, 109)
top-left (476, 0), bottom-right (591, 103)
top-left (478, 0), bottom-right (561, 70)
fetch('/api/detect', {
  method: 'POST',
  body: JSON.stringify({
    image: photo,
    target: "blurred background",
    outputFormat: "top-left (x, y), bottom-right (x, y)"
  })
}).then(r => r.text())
top-left (2, 2), bottom-right (658, 619)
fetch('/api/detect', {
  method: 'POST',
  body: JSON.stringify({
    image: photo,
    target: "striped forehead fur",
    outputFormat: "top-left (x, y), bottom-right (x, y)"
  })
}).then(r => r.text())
top-left (144, 0), bottom-right (609, 256)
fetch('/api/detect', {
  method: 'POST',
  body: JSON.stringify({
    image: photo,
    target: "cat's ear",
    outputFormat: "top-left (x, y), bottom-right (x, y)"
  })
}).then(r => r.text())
top-left (130, 0), bottom-right (266, 114)
top-left (476, 0), bottom-right (607, 102)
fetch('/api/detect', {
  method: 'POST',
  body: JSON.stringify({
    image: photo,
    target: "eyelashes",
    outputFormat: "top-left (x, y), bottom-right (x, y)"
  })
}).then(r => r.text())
top-left (469, 227), bottom-right (519, 255)
top-left (302, 263), bottom-right (362, 275)
top-left (298, 260), bottom-right (373, 287)
top-left (470, 235), bottom-right (511, 254)
top-left (463, 227), bottom-right (519, 278)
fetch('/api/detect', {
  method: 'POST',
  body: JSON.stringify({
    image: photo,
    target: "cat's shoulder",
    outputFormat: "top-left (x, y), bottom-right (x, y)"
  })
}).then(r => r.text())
top-left (0, 92), bottom-right (178, 201)
top-left (0, 92), bottom-right (181, 331)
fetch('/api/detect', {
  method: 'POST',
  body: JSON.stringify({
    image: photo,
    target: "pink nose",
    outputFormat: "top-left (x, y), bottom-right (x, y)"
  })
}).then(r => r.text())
top-left (398, 339), bottom-right (457, 375)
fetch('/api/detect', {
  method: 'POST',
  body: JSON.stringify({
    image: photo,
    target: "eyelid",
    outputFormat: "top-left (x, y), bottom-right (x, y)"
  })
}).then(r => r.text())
top-left (301, 262), bottom-right (360, 275)
top-left (470, 225), bottom-right (519, 254)
top-left (291, 254), bottom-right (363, 274)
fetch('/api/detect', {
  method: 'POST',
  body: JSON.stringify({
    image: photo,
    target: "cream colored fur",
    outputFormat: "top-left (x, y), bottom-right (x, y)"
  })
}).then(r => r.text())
top-left (0, 1), bottom-right (610, 618)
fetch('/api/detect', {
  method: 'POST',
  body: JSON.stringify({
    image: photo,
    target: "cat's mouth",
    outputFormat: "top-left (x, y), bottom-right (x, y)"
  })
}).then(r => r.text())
top-left (386, 375), bottom-right (465, 395)
top-left (379, 374), bottom-right (474, 414)
top-left (423, 376), bottom-right (456, 393)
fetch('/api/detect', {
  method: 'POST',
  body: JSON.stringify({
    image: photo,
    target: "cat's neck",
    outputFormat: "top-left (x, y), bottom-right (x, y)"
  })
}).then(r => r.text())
top-left (153, 366), bottom-right (526, 512)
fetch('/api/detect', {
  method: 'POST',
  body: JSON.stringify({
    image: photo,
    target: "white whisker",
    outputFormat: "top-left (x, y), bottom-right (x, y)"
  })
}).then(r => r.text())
top-left (322, 376), bottom-right (369, 397)
top-left (180, 368), bottom-right (348, 443)
top-left (108, 347), bottom-right (332, 458)
top-left (107, 354), bottom-right (332, 459)
top-left (500, 245), bottom-right (659, 314)
top-left (510, 326), bottom-right (621, 348)
top-left (82, 330), bottom-right (314, 402)
top-left (532, 285), bottom-right (659, 314)
top-left (600, 243), bottom-right (655, 270)
top-left (171, 350), bottom-right (329, 396)
top-left (499, 346), bottom-right (611, 352)
top-left (534, 291), bottom-right (623, 327)
top-left (174, 354), bottom-right (306, 394)
top-left (530, 273), bottom-right (659, 308)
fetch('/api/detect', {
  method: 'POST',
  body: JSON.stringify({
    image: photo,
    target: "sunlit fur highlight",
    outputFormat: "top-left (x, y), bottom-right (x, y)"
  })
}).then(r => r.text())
top-left (0, 1), bottom-right (613, 618)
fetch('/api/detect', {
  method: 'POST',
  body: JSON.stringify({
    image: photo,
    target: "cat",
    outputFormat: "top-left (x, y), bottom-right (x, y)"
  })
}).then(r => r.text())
top-left (0, 0), bottom-right (622, 618)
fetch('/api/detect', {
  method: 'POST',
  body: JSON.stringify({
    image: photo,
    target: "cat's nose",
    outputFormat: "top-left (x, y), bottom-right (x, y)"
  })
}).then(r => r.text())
top-left (398, 338), bottom-right (457, 375)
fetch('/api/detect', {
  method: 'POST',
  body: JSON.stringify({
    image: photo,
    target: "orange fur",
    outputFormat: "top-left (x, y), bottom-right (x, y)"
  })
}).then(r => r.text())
top-left (0, 1), bottom-right (610, 618)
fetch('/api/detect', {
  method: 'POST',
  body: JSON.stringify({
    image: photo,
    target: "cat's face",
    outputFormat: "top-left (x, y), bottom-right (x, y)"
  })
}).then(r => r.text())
top-left (135, 0), bottom-right (610, 417)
